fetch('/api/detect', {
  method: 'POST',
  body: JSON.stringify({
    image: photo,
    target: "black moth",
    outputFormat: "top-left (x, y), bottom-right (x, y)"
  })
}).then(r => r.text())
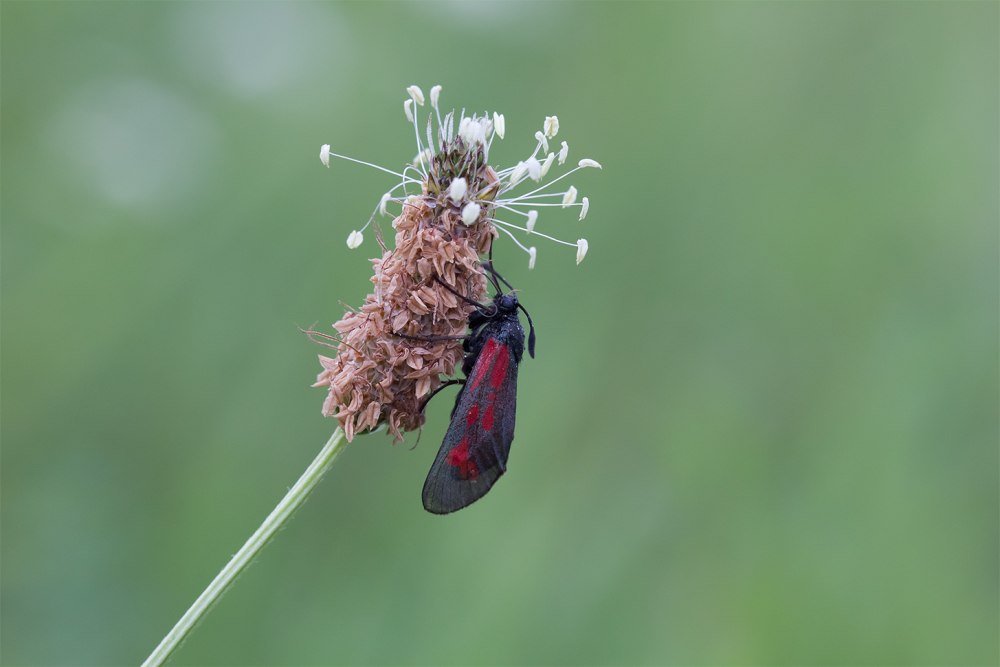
top-left (421, 265), bottom-right (536, 514)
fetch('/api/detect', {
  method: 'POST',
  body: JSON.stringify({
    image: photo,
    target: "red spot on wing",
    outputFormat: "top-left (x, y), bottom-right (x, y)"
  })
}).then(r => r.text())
top-left (466, 404), bottom-right (479, 427)
top-left (482, 401), bottom-right (495, 431)
top-left (469, 338), bottom-right (499, 390)
top-left (489, 345), bottom-right (510, 388)
top-left (446, 437), bottom-right (479, 479)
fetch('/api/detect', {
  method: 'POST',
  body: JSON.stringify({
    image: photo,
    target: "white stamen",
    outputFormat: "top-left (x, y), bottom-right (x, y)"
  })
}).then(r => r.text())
top-left (319, 144), bottom-right (331, 167)
top-left (540, 152), bottom-right (555, 179)
top-left (459, 116), bottom-right (491, 147)
top-left (458, 117), bottom-right (474, 145)
top-left (347, 230), bottom-right (364, 249)
top-left (528, 246), bottom-right (537, 270)
top-left (526, 210), bottom-right (538, 233)
top-left (429, 85), bottom-right (442, 109)
top-left (316, 148), bottom-right (409, 179)
top-left (413, 148), bottom-right (433, 168)
top-left (558, 141), bottom-right (569, 165)
top-left (507, 163), bottom-right (590, 202)
top-left (379, 192), bottom-right (391, 216)
top-left (403, 99), bottom-right (414, 123)
top-left (562, 186), bottom-right (578, 207)
top-left (579, 196), bottom-right (590, 221)
top-left (491, 221), bottom-right (535, 253)
top-left (491, 217), bottom-right (579, 247)
top-left (576, 238), bottom-right (588, 265)
top-left (525, 156), bottom-right (542, 182)
top-left (493, 112), bottom-right (505, 139)
top-left (461, 202), bottom-right (481, 226)
top-left (508, 161), bottom-right (528, 187)
top-left (544, 115), bottom-right (559, 139)
top-left (449, 177), bottom-right (468, 202)
top-left (534, 131), bottom-right (548, 153)
top-left (498, 193), bottom-right (571, 201)
top-left (406, 85), bottom-right (425, 106)
top-left (578, 158), bottom-right (603, 169)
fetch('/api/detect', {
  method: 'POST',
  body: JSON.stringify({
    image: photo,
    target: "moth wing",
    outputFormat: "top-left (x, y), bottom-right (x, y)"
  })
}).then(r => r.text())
top-left (422, 338), bottom-right (520, 514)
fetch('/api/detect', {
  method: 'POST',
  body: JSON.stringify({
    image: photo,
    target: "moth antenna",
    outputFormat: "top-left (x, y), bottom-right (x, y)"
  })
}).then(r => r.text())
top-left (433, 274), bottom-right (491, 310)
top-left (517, 303), bottom-right (537, 358)
top-left (481, 262), bottom-right (503, 295)
top-left (482, 260), bottom-right (515, 294)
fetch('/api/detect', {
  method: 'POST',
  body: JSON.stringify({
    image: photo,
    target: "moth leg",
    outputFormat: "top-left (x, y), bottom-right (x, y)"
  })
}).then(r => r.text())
top-left (433, 275), bottom-right (491, 310)
top-left (391, 330), bottom-right (467, 344)
top-left (408, 426), bottom-right (423, 451)
top-left (420, 379), bottom-right (465, 413)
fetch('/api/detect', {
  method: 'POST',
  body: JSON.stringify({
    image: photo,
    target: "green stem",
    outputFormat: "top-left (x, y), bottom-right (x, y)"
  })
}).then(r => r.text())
top-left (141, 427), bottom-right (348, 667)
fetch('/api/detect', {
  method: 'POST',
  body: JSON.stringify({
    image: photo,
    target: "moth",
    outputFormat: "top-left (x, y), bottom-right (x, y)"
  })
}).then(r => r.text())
top-left (421, 266), bottom-right (535, 514)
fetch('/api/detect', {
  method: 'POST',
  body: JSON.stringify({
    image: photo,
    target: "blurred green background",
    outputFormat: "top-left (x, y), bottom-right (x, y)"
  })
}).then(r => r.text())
top-left (2, 2), bottom-right (997, 665)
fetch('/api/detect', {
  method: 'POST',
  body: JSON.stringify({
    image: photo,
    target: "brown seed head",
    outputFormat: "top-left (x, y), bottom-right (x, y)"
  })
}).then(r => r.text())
top-left (313, 148), bottom-right (497, 441)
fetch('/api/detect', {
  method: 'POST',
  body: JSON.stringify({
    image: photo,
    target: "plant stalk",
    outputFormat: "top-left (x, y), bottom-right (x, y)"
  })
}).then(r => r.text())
top-left (142, 427), bottom-right (347, 667)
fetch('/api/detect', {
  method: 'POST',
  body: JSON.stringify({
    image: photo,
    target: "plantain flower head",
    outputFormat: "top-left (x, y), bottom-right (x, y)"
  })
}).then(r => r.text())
top-left (313, 86), bottom-right (601, 440)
